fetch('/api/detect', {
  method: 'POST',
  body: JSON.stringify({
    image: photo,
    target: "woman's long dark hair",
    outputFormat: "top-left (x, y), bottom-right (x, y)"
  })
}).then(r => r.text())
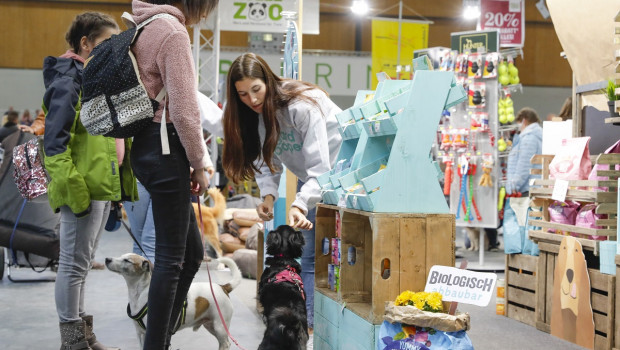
top-left (222, 53), bottom-right (324, 183)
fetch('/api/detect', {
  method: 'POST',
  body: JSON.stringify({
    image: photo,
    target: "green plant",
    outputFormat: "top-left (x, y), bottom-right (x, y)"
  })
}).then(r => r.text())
top-left (604, 79), bottom-right (618, 101)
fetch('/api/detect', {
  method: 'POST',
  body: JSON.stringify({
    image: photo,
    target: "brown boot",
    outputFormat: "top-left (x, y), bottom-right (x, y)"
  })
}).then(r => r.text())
top-left (59, 321), bottom-right (92, 350)
top-left (81, 315), bottom-right (120, 350)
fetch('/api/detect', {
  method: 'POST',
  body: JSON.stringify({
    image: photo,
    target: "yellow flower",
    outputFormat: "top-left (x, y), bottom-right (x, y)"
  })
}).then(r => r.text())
top-left (394, 290), bottom-right (444, 312)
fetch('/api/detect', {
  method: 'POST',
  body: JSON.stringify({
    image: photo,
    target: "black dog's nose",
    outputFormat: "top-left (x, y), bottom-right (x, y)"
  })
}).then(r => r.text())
top-left (105, 258), bottom-right (111, 265)
top-left (566, 269), bottom-right (574, 283)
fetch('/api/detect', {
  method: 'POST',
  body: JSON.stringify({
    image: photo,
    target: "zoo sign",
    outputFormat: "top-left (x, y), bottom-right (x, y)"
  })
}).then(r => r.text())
top-left (220, 0), bottom-right (319, 34)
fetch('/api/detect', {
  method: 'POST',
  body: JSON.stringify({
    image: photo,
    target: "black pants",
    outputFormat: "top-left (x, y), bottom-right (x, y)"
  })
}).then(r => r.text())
top-left (131, 123), bottom-right (203, 350)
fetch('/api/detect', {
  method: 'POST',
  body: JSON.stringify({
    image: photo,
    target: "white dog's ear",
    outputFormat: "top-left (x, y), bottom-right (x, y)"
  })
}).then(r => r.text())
top-left (142, 260), bottom-right (151, 272)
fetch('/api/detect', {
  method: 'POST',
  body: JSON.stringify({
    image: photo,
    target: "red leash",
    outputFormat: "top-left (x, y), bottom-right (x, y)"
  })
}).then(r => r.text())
top-left (197, 197), bottom-right (248, 350)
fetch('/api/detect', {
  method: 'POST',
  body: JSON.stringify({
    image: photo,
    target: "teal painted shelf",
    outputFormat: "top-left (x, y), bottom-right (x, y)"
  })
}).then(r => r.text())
top-left (319, 60), bottom-right (467, 213)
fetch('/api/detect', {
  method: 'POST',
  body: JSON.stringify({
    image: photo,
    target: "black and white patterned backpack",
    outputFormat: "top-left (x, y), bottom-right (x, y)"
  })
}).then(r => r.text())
top-left (81, 13), bottom-right (173, 139)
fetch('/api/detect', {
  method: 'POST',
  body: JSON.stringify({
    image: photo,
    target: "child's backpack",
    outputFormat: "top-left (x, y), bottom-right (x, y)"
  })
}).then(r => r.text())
top-left (12, 135), bottom-right (48, 200)
top-left (80, 13), bottom-right (172, 138)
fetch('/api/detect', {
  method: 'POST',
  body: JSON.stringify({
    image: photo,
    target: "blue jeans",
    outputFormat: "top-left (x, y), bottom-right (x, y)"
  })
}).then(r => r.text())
top-left (124, 181), bottom-right (156, 262)
top-left (131, 123), bottom-right (204, 350)
top-left (297, 180), bottom-right (315, 329)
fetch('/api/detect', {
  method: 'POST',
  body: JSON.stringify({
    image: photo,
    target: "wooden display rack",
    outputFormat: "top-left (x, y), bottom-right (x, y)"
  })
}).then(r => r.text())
top-left (505, 254), bottom-right (538, 327)
top-left (528, 154), bottom-right (619, 255)
top-left (314, 204), bottom-right (455, 343)
top-left (535, 241), bottom-right (616, 350)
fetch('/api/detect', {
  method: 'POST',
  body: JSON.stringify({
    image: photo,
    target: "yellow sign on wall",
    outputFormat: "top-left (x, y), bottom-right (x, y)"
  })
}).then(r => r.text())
top-left (371, 18), bottom-right (429, 89)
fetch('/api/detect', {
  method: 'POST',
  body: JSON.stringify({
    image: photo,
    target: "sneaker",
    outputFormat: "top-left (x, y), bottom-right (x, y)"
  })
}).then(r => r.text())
top-left (488, 246), bottom-right (500, 252)
top-left (307, 333), bottom-right (313, 349)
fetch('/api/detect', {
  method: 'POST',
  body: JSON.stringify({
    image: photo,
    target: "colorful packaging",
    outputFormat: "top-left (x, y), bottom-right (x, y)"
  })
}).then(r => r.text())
top-left (468, 82), bottom-right (486, 108)
top-left (331, 238), bottom-right (340, 265)
top-left (575, 204), bottom-right (607, 240)
top-left (548, 201), bottom-right (580, 236)
top-left (328, 264), bottom-right (335, 290)
top-left (455, 53), bottom-right (469, 74)
top-left (483, 52), bottom-right (499, 78)
top-left (549, 137), bottom-right (592, 180)
top-left (467, 53), bottom-right (483, 78)
top-left (335, 211), bottom-right (342, 238)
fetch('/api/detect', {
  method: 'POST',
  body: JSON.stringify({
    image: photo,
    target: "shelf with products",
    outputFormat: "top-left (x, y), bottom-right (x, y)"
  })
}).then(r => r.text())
top-left (318, 57), bottom-right (467, 213)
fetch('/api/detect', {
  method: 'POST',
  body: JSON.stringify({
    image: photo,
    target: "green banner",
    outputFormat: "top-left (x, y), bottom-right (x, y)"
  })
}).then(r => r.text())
top-left (450, 30), bottom-right (499, 53)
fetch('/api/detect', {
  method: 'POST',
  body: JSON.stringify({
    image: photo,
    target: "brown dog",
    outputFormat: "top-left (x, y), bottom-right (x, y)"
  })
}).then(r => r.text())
top-left (550, 236), bottom-right (594, 349)
top-left (193, 188), bottom-right (226, 257)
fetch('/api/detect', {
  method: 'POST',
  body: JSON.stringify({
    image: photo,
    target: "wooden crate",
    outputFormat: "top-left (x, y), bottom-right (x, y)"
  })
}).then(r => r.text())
top-left (528, 154), bottom-right (619, 256)
top-left (505, 254), bottom-right (538, 327)
top-left (536, 242), bottom-right (616, 350)
top-left (315, 204), bottom-right (455, 324)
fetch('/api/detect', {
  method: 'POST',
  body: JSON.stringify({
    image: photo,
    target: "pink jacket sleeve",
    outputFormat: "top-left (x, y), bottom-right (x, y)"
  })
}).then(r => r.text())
top-left (156, 30), bottom-right (206, 169)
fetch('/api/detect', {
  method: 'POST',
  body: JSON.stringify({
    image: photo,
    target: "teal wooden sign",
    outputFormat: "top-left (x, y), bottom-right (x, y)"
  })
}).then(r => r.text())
top-left (450, 30), bottom-right (500, 53)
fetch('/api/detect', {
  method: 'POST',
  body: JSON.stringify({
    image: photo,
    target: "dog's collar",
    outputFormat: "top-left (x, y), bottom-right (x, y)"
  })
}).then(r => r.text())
top-left (268, 265), bottom-right (305, 300)
top-left (127, 299), bottom-right (188, 333)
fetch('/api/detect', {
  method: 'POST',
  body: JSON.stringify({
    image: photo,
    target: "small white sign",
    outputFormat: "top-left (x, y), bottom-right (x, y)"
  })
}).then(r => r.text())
top-left (551, 179), bottom-right (569, 202)
top-left (425, 265), bottom-right (497, 307)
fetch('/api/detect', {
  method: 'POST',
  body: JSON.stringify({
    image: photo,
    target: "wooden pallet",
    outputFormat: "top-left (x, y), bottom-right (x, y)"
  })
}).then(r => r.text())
top-left (315, 204), bottom-right (455, 324)
top-left (536, 242), bottom-right (616, 350)
top-left (528, 154), bottom-right (619, 255)
top-left (505, 254), bottom-right (538, 327)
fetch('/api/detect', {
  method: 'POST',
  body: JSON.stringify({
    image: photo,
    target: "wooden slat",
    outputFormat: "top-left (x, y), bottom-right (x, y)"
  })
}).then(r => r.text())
top-left (531, 154), bottom-right (555, 164)
top-left (593, 312), bottom-right (610, 335)
top-left (529, 188), bottom-right (618, 203)
top-left (588, 268), bottom-right (615, 292)
top-left (371, 216), bottom-right (400, 323)
top-left (596, 153), bottom-right (620, 165)
top-left (595, 219), bottom-right (618, 226)
top-left (596, 170), bottom-right (620, 177)
top-left (529, 220), bottom-right (616, 238)
top-left (529, 210), bottom-right (543, 218)
top-left (507, 286), bottom-right (536, 309)
top-left (597, 203), bottom-right (618, 215)
top-left (532, 231), bottom-right (600, 255)
top-left (592, 293), bottom-right (610, 315)
top-left (531, 169), bottom-right (542, 175)
top-left (532, 179), bottom-right (619, 188)
top-left (507, 253), bottom-right (539, 272)
top-left (507, 270), bottom-right (537, 290)
top-left (506, 303), bottom-right (536, 327)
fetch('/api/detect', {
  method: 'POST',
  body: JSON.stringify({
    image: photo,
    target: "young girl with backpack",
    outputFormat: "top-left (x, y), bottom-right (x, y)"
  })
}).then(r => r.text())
top-left (222, 53), bottom-right (343, 338)
top-left (42, 12), bottom-right (136, 350)
top-left (129, 1), bottom-right (218, 348)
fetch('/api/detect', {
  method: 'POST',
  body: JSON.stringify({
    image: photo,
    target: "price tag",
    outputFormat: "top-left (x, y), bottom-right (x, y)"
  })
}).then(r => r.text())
top-left (551, 179), bottom-right (569, 202)
top-left (337, 195), bottom-right (347, 208)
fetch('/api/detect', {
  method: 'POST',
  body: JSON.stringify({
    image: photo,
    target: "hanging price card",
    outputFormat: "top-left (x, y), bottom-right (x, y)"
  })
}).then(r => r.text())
top-left (479, 0), bottom-right (525, 47)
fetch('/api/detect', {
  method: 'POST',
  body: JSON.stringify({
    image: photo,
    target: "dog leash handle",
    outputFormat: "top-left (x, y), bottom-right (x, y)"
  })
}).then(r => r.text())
top-left (197, 197), bottom-right (248, 350)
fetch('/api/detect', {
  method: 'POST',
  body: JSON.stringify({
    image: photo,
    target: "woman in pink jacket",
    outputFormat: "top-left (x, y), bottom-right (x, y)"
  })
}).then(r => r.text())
top-left (129, 1), bottom-right (218, 349)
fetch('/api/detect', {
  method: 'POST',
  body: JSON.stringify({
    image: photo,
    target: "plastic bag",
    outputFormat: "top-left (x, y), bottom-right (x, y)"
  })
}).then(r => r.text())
top-left (503, 198), bottom-right (524, 254)
top-left (575, 203), bottom-right (607, 241)
top-left (523, 207), bottom-right (540, 256)
top-left (549, 137), bottom-right (591, 180)
top-left (548, 200), bottom-right (580, 236)
top-left (588, 139), bottom-right (620, 191)
top-left (378, 321), bottom-right (473, 350)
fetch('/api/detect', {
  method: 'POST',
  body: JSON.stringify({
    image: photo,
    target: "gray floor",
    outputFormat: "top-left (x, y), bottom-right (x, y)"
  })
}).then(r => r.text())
top-left (0, 227), bottom-right (586, 349)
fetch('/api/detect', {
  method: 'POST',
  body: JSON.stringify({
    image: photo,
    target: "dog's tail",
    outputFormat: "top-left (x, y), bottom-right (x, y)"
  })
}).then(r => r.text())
top-left (217, 257), bottom-right (242, 294)
top-left (266, 307), bottom-right (308, 349)
top-left (206, 187), bottom-right (226, 223)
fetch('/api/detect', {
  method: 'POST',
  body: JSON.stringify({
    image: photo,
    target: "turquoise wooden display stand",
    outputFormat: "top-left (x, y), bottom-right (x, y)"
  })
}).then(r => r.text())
top-left (318, 61), bottom-right (467, 213)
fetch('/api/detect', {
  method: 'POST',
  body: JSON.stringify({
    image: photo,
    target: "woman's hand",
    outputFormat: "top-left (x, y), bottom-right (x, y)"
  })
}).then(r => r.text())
top-left (190, 167), bottom-right (208, 196)
top-left (257, 195), bottom-right (275, 221)
top-left (289, 206), bottom-right (312, 230)
top-left (205, 166), bottom-right (215, 179)
top-left (17, 125), bottom-right (34, 134)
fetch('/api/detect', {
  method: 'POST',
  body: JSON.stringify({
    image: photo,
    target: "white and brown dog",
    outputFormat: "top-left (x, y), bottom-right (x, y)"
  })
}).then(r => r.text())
top-left (105, 253), bottom-right (241, 350)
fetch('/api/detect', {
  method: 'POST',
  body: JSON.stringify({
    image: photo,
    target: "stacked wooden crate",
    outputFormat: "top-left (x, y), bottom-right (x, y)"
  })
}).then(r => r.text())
top-left (314, 204), bottom-right (455, 349)
top-left (527, 154), bottom-right (619, 349)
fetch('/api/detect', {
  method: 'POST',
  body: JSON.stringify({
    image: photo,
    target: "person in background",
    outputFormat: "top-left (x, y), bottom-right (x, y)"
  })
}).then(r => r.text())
top-left (0, 110), bottom-right (19, 142)
top-left (506, 107), bottom-right (543, 196)
top-left (18, 109), bottom-right (46, 135)
top-left (557, 97), bottom-right (572, 121)
top-left (42, 12), bottom-right (136, 350)
top-left (222, 52), bottom-right (343, 343)
top-left (20, 109), bottom-right (33, 126)
top-left (129, 0), bottom-right (218, 348)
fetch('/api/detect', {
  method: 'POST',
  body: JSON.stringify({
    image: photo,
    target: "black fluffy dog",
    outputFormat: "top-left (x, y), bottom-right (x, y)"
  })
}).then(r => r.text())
top-left (258, 225), bottom-right (309, 350)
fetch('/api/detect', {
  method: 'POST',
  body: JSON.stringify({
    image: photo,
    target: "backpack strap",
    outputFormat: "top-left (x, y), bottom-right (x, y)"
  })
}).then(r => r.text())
top-left (121, 12), bottom-right (136, 29)
top-left (137, 13), bottom-right (177, 31)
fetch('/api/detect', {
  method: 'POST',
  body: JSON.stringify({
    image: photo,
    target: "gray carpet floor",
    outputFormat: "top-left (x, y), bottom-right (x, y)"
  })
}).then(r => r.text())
top-left (0, 227), bottom-right (586, 349)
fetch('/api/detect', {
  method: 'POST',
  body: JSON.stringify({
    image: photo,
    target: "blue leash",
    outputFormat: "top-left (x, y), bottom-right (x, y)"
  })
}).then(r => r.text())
top-left (8, 198), bottom-right (28, 265)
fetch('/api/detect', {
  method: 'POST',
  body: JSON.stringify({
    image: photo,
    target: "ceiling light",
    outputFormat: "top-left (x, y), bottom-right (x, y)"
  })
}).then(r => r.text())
top-left (351, 0), bottom-right (369, 16)
top-left (463, 0), bottom-right (480, 20)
